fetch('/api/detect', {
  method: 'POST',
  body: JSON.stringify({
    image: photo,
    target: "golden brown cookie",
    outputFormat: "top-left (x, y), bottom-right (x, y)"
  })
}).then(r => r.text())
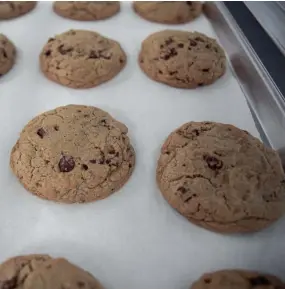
top-left (0, 1), bottom-right (36, 20)
top-left (0, 34), bottom-right (16, 77)
top-left (133, 1), bottom-right (202, 24)
top-left (40, 29), bottom-right (126, 89)
top-left (157, 121), bottom-right (285, 233)
top-left (139, 30), bottom-right (226, 89)
top-left (191, 269), bottom-right (284, 289)
top-left (53, 1), bottom-right (120, 21)
top-left (10, 105), bottom-right (135, 204)
top-left (0, 254), bottom-right (105, 289)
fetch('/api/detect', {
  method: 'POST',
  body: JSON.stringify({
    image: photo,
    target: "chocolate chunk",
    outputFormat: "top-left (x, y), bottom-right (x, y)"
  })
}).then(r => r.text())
top-left (81, 164), bottom-right (88, 170)
top-left (0, 276), bottom-right (17, 289)
top-left (89, 50), bottom-right (98, 59)
top-left (58, 44), bottom-right (73, 55)
top-left (165, 38), bottom-right (174, 45)
top-left (37, 128), bottom-right (46, 139)
top-left (45, 50), bottom-right (51, 56)
top-left (249, 276), bottom-right (271, 286)
top-left (177, 186), bottom-right (186, 194)
top-left (203, 155), bottom-right (223, 170)
top-left (77, 281), bottom-right (85, 288)
top-left (161, 48), bottom-right (178, 60)
top-left (59, 155), bottom-right (75, 172)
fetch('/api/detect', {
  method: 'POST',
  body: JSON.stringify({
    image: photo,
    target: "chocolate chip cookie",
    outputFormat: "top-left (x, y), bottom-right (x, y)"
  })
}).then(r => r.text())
top-left (40, 29), bottom-right (126, 89)
top-left (53, 1), bottom-right (120, 21)
top-left (10, 105), bottom-right (135, 203)
top-left (133, 1), bottom-right (202, 24)
top-left (0, 1), bottom-right (36, 20)
top-left (139, 30), bottom-right (226, 88)
top-left (0, 34), bottom-right (16, 77)
top-left (0, 254), bottom-right (105, 289)
top-left (156, 121), bottom-right (285, 233)
top-left (191, 269), bottom-right (284, 289)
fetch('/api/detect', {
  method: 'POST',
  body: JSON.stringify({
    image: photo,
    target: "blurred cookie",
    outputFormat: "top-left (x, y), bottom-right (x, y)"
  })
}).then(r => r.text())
top-left (157, 121), bottom-right (285, 233)
top-left (53, 1), bottom-right (120, 21)
top-left (139, 30), bottom-right (226, 88)
top-left (40, 29), bottom-right (126, 89)
top-left (0, 34), bottom-right (16, 77)
top-left (0, 1), bottom-right (36, 20)
top-left (10, 105), bottom-right (135, 203)
top-left (133, 1), bottom-right (202, 24)
top-left (0, 254), bottom-right (104, 289)
top-left (191, 269), bottom-right (284, 289)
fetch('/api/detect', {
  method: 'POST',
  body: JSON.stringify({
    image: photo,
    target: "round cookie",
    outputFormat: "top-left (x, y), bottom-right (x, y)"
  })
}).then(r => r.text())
top-left (139, 30), bottom-right (226, 88)
top-left (133, 1), bottom-right (202, 24)
top-left (0, 1), bottom-right (36, 20)
top-left (53, 1), bottom-right (120, 21)
top-left (10, 105), bottom-right (135, 203)
top-left (0, 34), bottom-right (16, 77)
top-left (156, 121), bottom-right (285, 233)
top-left (40, 29), bottom-right (126, 89)
top-left (191, 270), bottom-right (284, 289)
top-left (0, 254), bottom-right (105, 289)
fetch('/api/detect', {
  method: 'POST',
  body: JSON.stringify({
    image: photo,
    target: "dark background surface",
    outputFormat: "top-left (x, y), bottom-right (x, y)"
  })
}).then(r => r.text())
top-left (224, 1), bottom-right (285, 98)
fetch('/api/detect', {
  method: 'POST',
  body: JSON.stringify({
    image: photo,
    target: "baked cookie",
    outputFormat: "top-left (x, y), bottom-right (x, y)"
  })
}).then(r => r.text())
top-left (0, 34), bottom-right (16, 77)
top-left (10, 105), bottom-right (135, 203)
top-left (0, 254), bottom-right (104, 289)
top-left (133, 1), bottom-right (202, 24)
top-left (156, 121), bottom-right (285, 233)
top-left (53, 1), bottom-right (120, 21)
top-left (0, 1), bottom-right (36, 20)
top-left (40, 29), bottom-right (126, 89)
top-left (139, 30), bottom-right (226, 88)
top-left (191, 269), bottom-right (284, 289)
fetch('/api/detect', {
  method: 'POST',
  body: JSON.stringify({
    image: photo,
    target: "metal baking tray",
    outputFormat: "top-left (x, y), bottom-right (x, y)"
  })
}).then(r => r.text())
top-left (0, 2), bottom-right (284, 289)
top-left (204, 2), bottom-right (285, 164)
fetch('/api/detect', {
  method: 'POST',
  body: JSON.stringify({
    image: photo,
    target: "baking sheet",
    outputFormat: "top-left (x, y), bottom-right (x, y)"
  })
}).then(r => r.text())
top-left (1, 1), bottom-right (285, 288)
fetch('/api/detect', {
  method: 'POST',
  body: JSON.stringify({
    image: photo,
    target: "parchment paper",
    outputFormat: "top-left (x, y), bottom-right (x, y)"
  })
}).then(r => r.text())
top-left (0, 2), bottom-right (284, 289)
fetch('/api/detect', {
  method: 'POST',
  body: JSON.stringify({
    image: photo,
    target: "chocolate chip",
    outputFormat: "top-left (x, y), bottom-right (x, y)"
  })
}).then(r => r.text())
top-left (202, 68), bottom-right (209, 72)
top-left (161, 48), bottom-right (178, 60)
top-left (193, 129), bottom-right (200, 136)
top-left (45, 50), bottom-right (51, 56)
top-left (0, 48), bottom-right (7, 58)
top-left (109, 149), bottom-right (115, 154)
top-left (115, 152), bottom-right (119, 157)
top-left (198, 83), bottom-right (204, 86)
top-left (195, 37), bottom-right (205, 42)
top-left (204, 278), bottom-right (211, 284)
top-left (129, 163), bottom-right (132, 168)
top-left (89, 160), bottom-right (97, 164)
top-left (54, 125), bottom-right (59, 131)
top-left (178, 43), bottom-right (184, 48)
top-left (203, 155), bottom-right (223, 170)
top-left (158, 70), bottom-right (163, 74)
top-left (205, 44), bottom-right (211, 49)
top-left (169, 71), bottom-right (177, 75)
top-left (58, 44), bottom-right (73, 55)
top-left (0, 276), bottom-right (17, 289)
top-left (119, 58), bottom-right (124, 63)
top-left (37, 128), bottom-right (46, 138)
top-left (160, 44), bottom-right (164, 49)
top-left (81, 164), bottom-right (88, 170)
top-left (189, 39), bottom-right (197, 47)
top-left (89, 50), bottom-right (98, 59)
top-left (106, 159), bottom-right (111, 165)
top-left (165, 38), bottom-right (174, 45)
top-left (186, 1), bottom-right (192, 5)
top-left (177, 186), bottom-right (186, 194)
top-left (77, 281), bottom-right (85, 288)
top-left (59, 155), bottom-right (75, 172)
top-left (249, 276), bottom-right (271, 286)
